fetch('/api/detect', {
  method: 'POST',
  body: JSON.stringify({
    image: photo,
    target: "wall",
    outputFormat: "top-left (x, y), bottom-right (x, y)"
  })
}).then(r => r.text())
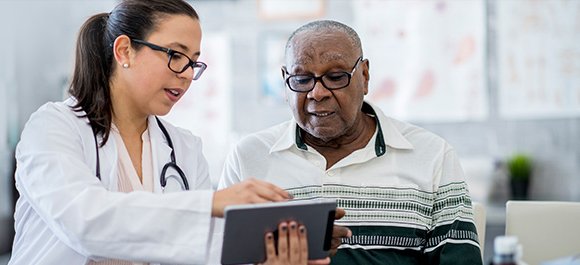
top-left (0, 0), bottom-right (578, 262)
top-left (195, 0), bottom-right (580, 201)
top-left (419, 0), bottom-right (579, 202)
top-left (0, 0), bottom-right (118, 218)
top-left (0, 0), bottom-right (578, 219)
top-left (0, 21), bottom-right (8, 217)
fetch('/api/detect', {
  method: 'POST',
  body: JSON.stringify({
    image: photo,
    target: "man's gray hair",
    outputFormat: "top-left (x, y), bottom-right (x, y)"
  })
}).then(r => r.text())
top-left (285, 20), bottom-right (363, 57)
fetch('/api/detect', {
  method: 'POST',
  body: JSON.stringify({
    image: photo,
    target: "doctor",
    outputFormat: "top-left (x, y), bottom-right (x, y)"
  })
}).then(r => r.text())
top-left (9, 0), bottom-right (311, 264)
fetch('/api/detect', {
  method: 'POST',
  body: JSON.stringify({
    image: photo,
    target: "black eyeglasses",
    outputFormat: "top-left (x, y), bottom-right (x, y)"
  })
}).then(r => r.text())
top-left (283, 57), bottom-right (363, 93)
top-left (132, 39), bottom-right (207, 80)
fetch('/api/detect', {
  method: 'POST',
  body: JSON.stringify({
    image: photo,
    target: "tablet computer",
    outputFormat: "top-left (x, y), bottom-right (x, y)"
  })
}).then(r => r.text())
top-left (221, 199), bottom-right (337, 265)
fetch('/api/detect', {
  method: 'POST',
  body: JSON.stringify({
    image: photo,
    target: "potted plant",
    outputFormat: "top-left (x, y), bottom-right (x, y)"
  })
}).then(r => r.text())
top-left (507, 153), bottom-right (532, 200)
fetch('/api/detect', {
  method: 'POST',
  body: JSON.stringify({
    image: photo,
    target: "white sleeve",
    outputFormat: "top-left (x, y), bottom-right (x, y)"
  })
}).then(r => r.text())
top-left (217, 145), bottom-right (244, 190)
top-left (208, 143), bottom-right (245, 264)
top-left (15, 104), bottom-right (213, 264)
top-left (178, 129), bottom-right (211, 190)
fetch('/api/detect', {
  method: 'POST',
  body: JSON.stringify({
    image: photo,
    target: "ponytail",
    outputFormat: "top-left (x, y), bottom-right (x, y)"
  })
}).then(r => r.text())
top-left (69, 13), bottom-right (113, 146)
top-left (68, 0), bottom-right (199, 147)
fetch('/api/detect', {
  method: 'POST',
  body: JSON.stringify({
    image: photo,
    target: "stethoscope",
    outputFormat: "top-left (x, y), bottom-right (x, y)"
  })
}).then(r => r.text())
top-left (92, 116), bottom-right (190, 191)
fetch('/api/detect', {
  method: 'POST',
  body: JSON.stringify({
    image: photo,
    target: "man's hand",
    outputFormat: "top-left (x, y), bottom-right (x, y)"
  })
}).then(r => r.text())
top-left (329, 208), bottom-right (352, 257)
top-left (211, 178), bottom-right (291, 217)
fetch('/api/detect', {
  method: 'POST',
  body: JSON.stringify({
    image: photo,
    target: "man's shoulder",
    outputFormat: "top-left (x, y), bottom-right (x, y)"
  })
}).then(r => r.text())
top-left (236, 120), bottom-right (293, 149)
top-left (383, 115), bottom-right (448, 147)
top-left (368, 103), bottom-right (444, 143)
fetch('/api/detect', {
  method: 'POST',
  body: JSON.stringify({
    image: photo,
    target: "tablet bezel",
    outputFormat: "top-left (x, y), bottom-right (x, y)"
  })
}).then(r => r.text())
top-left (220, 199), bottom-right (337, 265)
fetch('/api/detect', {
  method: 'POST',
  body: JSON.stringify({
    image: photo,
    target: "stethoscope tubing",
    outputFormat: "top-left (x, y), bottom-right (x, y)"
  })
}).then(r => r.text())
top-left (92, 116), bottom-right (190, 190)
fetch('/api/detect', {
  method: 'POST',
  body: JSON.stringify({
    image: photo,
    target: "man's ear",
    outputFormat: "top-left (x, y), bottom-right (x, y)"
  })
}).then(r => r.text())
top-left (281, 67), bottom-right (289, 102)
top-left (281, 67), bottom-right (287, 79)
top-left (112, 35), bottom-right (133, 68)
top-left (362, 59), bottom-right (370, 95)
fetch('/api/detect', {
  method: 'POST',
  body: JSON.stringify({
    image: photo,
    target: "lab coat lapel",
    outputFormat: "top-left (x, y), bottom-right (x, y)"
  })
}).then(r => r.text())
top-left (99, 133), bottom-right (119, 191)
top-left (66, 98), bottom-right (120, 191)
top-left (148, 116), bottom-right (172, 193)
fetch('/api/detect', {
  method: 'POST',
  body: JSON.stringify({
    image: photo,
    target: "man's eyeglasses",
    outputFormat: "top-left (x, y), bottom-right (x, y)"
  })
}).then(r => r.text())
top-left (132, 39), bottom-right (207, 80)
top-left (283, 57), bottom-right (363, 93)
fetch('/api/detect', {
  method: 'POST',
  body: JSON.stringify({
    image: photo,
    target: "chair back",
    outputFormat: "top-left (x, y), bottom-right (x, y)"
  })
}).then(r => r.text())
top-left (505, 200), bottom-right (580, 265)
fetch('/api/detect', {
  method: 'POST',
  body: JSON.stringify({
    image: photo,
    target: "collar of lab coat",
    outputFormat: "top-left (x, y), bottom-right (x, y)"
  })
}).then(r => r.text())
top-left (93, 115), bottom-right (172, 193)
top-left (65, 98), bottom-right (173, 193)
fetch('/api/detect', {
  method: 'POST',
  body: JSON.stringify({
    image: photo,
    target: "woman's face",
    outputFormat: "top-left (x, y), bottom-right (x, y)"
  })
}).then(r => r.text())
top-left (113, 14), bottom-right (202, 118)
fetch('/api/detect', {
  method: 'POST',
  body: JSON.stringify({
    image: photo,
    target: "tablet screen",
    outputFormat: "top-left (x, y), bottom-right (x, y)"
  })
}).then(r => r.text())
top-left (221, 199), bottom-right (337, 265)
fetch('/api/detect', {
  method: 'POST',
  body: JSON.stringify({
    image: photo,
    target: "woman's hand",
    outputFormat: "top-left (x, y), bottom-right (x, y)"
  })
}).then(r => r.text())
top-left (211, 178), bottom-right (291, 217)
top-left (260, 221), bottom-right (330, 265)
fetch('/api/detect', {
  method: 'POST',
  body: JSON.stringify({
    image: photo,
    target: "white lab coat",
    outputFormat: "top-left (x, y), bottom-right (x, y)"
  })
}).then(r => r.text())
top-left (9, 98), bottom-right (216, 265)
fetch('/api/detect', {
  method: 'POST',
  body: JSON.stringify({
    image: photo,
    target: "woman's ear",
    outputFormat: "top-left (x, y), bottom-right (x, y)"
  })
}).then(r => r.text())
top-left (113, 35), bottom-right (133, 68)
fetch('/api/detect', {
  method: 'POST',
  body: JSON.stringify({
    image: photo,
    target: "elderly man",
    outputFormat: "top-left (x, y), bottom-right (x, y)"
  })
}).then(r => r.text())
top-left (219, 20), bottom-right (482, 264)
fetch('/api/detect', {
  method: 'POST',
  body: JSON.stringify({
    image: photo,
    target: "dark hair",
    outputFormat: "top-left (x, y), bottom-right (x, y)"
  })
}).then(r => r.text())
top-left (69, 0), bottom-right (199, 146)
top-left (285, 20), bottom-right (363, 58)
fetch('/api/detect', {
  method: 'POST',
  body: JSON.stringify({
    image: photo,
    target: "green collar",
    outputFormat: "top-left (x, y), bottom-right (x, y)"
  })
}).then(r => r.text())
top-left (295, 102), bottom-right (386, 157)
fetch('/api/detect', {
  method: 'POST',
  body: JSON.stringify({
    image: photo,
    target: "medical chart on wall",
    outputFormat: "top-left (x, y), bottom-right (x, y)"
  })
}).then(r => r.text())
top-left (497, 0), bottom-right (580, 119)
top-left (164, 33), bottom-right (231, 186)
top-left (353, 0), bottom-right (487, 122)
top-left (260, 32), bottom-right (289, 105)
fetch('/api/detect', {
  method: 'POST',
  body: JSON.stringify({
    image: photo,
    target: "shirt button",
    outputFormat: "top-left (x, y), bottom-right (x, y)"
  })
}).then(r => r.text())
top-left (327, 171), bottom-right (336, 176)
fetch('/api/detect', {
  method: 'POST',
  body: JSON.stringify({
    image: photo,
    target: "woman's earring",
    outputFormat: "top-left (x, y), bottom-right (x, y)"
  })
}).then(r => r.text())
top-left (123, 63), bottom-right (129, 68)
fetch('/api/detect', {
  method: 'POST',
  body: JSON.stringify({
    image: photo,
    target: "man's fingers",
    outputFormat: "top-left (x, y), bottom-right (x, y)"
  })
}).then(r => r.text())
top-left (329, 224), bottom-right (351, 257)
top-left (332, 225), bottom-right (352, 238)
top-left (334, 208), bottom-right (346, 220)
top-left (328, 235), bottom-right (342, 257)
top-left (331, 237), bottom-right (342, 249)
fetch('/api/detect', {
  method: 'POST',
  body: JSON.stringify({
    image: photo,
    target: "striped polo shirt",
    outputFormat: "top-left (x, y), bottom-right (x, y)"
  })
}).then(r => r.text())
top-left (219, 102), bottom-right (482, 264)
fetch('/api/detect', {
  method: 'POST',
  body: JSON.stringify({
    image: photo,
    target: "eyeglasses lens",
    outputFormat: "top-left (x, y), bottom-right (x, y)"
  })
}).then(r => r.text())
top-left (169, 54), bottom-right (206, 80)
top-left (288, 72), bottom-right (350, 92)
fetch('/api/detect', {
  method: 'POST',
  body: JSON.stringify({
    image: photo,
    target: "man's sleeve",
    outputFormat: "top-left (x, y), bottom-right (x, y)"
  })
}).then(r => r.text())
top-left (424, 146), bottom-right (483, 265)
top-left (217, 145), bottom-right (243, 189)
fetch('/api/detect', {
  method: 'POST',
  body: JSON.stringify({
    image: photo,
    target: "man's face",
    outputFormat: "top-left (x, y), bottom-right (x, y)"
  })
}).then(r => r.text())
top-left (283, 30), bottom-right (369, 143)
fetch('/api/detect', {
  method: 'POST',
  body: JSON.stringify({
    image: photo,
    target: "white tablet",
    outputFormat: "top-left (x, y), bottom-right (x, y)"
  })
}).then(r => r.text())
top-left (221, 199), bottom-right (337, 265)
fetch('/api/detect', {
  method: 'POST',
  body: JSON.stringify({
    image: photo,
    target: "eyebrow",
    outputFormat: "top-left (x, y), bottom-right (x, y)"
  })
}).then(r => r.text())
top-left (289, 54), bottom-right (350, 74)
top-left (167, 42), bottom-right (201, 57)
